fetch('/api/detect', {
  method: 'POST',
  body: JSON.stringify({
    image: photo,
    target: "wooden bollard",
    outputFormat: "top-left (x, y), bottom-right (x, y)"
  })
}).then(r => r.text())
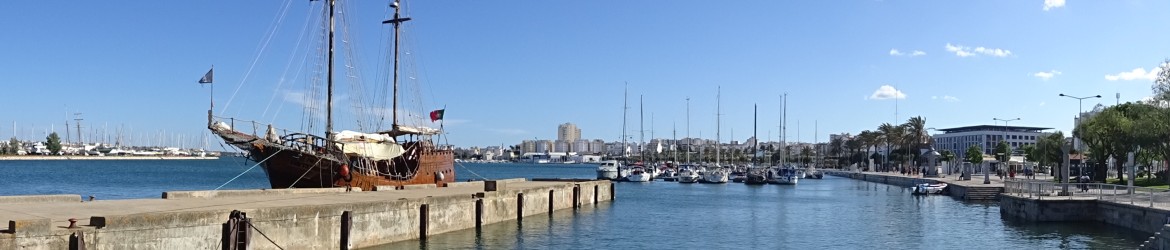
top-left (572, 185), bottom-right (580, 210)
top-left (340, 211), bottom-right (352, 250)
top-left (517, 193), bottom-right (525, 223)
top-left (475, 199), bottom-right (483, 230)
top-left (69, 231), bottom-right (85, 250)
top-left (419, 204), bottom-right (429, 241)
top-left (548, 189), bottom-right (555, 215)
top-left (593, 184), bottom-right (599, 205)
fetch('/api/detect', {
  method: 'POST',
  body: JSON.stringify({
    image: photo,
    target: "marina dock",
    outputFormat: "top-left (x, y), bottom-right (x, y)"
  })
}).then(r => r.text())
top-left (0, 179), bottom-right (613, 249)
top-left (825, 170), bottom-right (1007, 201)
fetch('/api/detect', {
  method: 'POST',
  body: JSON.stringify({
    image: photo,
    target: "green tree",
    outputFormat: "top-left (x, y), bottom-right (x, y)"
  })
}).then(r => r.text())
top-left (1021, 144), bottom-right (1038, 163)
top-left (993, 141), bottom-right (1010, 162)
top-left (940, 150), bottom-right (955, 162)
top-left (878, 123), bottom-right (903, 170)
top-left (7, 137), bottom-right (20, 155)
top-left (1152, 59), bottom-right (1170, 102)
top-left (965, 144), bottom-right (984, 164)
top-left (46, 132), bottom-right (62, 155)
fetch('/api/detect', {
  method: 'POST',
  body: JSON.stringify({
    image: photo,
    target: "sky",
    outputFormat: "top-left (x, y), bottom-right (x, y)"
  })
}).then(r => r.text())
top-left (3, 0), bottom-right (1169, 149)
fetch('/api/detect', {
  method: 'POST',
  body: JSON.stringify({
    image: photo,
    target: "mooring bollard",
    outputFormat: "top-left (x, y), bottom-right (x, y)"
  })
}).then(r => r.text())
top-left (572, 185), bottom-right (580, 210)
top-left (340, 211), bottom-right (352, 250)
top-left (221, 210), bottom-right (251, 250)
top-left (548, 190), bottom-right (555, 215)
top-left (69, 231), bottom-right (85, 250)
top-left (475, 198), bottom-right (483, 230)
top-left (419, 204), bottom-right (429, 241)
top-left (517, 193), bottom-right (525, 223)
top-left (593, 184), bottom-right (599, 205)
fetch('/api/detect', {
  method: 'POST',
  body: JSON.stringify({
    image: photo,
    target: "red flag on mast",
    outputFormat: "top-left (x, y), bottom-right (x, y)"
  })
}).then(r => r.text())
top-left (429, 109), bottom-right (445, 122)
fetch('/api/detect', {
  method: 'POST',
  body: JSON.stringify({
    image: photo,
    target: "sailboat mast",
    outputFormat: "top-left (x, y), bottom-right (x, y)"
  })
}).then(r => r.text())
top-left (716, 86), bottom-right (721, 166)
top-left (753, 103), bottom-right (757, 166)
top-left (386, 0), bottom-right (411, 128)
top-left (685, 97), bottom-right (690, 164)
top-left (325, 0), bottom-right (336, 139)
top-left (621, 83), bottom-right (627, 159)
top-left (639, 95), bottom-right (644, 163)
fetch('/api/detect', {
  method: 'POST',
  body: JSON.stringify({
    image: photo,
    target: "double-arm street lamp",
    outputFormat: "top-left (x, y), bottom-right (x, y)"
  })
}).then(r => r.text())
top-left (1058, 93), bottom-right (1101, 195)
top-left (992, 118), bottom-right (1020, 184)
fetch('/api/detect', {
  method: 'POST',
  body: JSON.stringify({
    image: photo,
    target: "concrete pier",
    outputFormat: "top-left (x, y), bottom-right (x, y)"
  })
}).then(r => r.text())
top-left (825, 171), bottom-right (1007, 201)
top-left (0, 179), bottom-right (613, 249)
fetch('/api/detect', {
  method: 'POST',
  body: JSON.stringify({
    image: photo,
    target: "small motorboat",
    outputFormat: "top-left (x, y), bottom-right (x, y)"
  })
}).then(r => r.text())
top-left (911, 183), bottom-right (948, 195)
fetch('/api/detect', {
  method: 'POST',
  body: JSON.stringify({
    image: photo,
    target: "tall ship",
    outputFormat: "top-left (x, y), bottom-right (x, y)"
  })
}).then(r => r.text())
top-left (207, 0), bottom-right (454, 191)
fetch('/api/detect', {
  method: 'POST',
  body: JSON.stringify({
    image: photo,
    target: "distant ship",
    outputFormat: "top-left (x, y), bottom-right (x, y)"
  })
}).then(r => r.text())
top-left (208, 0), bottom-right (454, 191)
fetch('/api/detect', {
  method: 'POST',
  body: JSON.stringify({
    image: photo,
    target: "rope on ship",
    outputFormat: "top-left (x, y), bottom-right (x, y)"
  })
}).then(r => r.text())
top-left (215, 148), bottom-right (286, 190)
top-left (455, 162), bottom-right (487, 180)
top-left (287, 156), bottom-right (326, 188)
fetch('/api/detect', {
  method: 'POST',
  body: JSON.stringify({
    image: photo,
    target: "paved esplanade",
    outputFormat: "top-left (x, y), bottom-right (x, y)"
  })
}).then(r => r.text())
top-left (0, 181), bottom-right (565, 229)
top-left (859, 170), bottom-right (1045, 187)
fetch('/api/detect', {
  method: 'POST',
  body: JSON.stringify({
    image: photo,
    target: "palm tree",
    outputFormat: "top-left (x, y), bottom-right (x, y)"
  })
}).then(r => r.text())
top-left (845, 136), bottom-right (862, 167)
top-left (829, 136), bottom-right (845, 168)
top-left (902, 116), bottom-right (929, 168)
top-left (878, 123), bottom-right (902, 171)
top-left (857, 130), bottom-right (877, 170)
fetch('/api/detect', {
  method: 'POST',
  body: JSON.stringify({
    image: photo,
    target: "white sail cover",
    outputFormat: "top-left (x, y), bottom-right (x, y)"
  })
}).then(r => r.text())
top-left (333, 130), bottom-right (404, 160)
top-left (378, 125), bottom-right (442, 137)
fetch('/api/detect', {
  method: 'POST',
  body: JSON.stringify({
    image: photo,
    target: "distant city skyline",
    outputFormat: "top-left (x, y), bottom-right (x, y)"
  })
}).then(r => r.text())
top-left (3, 1), bottom-right (1169, 149)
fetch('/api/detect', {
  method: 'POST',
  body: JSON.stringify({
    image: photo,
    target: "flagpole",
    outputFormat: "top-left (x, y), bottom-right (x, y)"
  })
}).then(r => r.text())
top-left (209, 65), bottom-right (214, 112)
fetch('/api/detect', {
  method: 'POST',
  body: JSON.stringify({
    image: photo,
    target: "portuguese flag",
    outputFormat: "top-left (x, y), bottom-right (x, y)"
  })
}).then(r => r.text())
top-left (429, 109), bottom-right (445, 122)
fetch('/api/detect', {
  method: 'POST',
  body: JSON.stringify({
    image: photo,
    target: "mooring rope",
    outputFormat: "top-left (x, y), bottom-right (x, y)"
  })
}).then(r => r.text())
top-left (215, 148), bottom-right (285, 190)
top-left (287, 156), bottom-right (326, 189)
top-left (455, 162), bottom-right (487, 180)
top-left (248, 221), bottom-right (286, 250)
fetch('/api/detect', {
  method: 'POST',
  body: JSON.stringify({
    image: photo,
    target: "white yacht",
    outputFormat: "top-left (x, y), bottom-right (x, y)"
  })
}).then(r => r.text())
top-left (597, 160), bottom-right (621, 180)
top-left (700, 165), bottom-right (729, 184)
top-left (768, 166), bottom-right (799, 185)
top-left (676, 164), bottom-right (702, 183)
top-left (624, 166), bottom-right (652, 182)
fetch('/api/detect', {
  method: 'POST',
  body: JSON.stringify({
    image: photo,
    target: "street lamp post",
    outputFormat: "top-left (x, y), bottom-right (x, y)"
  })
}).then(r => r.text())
top-left (1058, 93), bottom-right (1101, 195)
top-left (993, 118), bottom-right (1020, 184)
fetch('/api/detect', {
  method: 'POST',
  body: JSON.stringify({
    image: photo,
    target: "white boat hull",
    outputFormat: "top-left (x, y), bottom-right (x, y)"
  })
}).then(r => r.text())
top-left (700, 171), bottom-right (729, 183)
top-left (625, 173), bottom-right (652, 182)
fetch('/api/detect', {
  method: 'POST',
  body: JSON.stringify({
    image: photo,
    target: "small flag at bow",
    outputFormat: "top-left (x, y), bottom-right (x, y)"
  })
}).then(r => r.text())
top-left (198, 68), bottom-right (214, 84)
top-left (429, 109), bottom-right (445, 122)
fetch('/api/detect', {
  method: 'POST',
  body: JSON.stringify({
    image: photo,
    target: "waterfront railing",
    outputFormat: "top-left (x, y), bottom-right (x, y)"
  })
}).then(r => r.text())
top-left (1004, 180), bottom-right (1170, 209)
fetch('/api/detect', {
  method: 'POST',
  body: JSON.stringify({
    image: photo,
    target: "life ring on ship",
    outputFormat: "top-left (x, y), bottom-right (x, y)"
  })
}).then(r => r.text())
top-left (339, 164), bottom-right (352, 181)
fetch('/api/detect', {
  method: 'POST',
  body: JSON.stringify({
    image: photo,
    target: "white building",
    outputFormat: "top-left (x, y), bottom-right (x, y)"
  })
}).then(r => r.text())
top-left (931, 125), bottom-right (1051, 162)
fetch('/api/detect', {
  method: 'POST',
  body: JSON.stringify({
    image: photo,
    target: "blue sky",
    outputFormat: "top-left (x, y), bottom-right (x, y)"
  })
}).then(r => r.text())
top-left (3, 0), bottom-right (1169, 149)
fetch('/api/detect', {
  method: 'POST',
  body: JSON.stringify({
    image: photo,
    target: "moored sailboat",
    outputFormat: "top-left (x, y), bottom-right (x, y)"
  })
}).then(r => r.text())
top-left (208, 0), bottom-right (454, 191)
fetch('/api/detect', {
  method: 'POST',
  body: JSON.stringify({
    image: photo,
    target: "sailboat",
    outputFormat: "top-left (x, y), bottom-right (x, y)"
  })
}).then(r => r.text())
top-left (701, 87), bottom-right (729, 184)
top-left (745, 104), bottom-right (768, 185)
top-left (208, 0), bottom-right (454, 191)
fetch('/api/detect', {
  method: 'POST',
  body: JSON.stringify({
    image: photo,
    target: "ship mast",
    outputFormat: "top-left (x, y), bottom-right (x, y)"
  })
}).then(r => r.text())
top-left (384, 0), bottom-right (411, 129)
top-left (325, 0), bottom-right (336, 139)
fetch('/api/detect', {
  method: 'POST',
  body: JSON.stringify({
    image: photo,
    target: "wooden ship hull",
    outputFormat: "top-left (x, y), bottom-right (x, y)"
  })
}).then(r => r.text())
top-left (210, 118), bottom-right (454, 191)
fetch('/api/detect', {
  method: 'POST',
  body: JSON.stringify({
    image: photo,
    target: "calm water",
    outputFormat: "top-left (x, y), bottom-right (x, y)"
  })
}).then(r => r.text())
top-left (0, 159), bottom-right (1149, 249)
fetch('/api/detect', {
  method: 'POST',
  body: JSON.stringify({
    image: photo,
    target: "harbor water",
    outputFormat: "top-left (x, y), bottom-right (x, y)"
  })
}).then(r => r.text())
top-left (0, 159), bottom-right (1148, 249)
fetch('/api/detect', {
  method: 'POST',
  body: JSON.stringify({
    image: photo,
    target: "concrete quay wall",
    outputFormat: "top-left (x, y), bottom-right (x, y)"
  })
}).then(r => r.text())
top-left (1000, 195), bottom-right (1170, 235)
top-left (0, 180), bottom-right (614, 250)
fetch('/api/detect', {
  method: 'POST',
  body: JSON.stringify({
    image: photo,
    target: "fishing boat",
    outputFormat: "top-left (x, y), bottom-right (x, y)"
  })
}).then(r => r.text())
top-left (208, 0), bottom-right (454, 191)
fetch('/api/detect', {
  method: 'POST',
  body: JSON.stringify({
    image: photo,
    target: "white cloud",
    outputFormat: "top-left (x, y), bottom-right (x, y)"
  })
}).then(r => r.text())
top-left (1105, 66), bottom-right (1163, 81)
top-left (868, 85), bottom-right (906, 100)
top-left (1044, 0), bottom-right (1066, 11)
top-left (1033, 70), bottom-right (1062, 80)
top-left (942, 95), bottom-right (960, 102)
top-left (945, 43), bottom-right (1012, 58)
top-left (1039, 101), bottom-right (1046, 106)
top-left (890, 49), bottom-right (926, 57)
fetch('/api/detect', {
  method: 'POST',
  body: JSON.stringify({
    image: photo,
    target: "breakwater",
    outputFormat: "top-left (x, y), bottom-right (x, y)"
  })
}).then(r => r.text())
top-left (0, 179), bottom-right (613, 249)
